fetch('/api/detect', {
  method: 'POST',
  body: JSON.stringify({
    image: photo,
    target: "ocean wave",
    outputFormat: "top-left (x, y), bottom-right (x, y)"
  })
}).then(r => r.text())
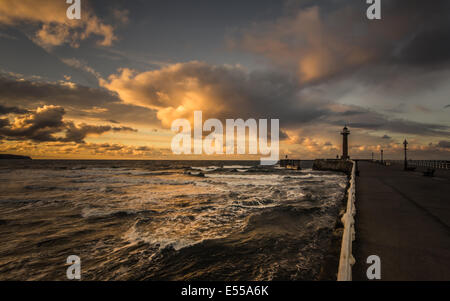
top-left (191, 166), bottom-right (220, 172)
top-left (223, 165), bottom-right (253, 169)
top-left (205, 174), bottom-right (282, 180)
top-left (232, 198), bottom-right (277, 208)
top-left (122, 221), bottom-right (206, 251)
top-left (0, 160), bottom-right (347, 280)
top-left (81, 207), bottom-right (158, 219)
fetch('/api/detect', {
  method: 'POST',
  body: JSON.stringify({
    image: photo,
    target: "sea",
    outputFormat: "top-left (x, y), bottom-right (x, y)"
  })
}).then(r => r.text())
top-left (0, 160), bottom-right (348, 280)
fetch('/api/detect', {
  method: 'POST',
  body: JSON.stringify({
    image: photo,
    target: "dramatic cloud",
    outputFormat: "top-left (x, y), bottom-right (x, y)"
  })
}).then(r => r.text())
top-left (101, 61), bottom-right (450, 141)
top-left (239, 6), bottom-right (370, 82)
top-left (100, 61), bottom-right (328, 128)
top-left (326, 108), bottom-right (450, 137)
top-left (62, 122), bottom-right (137, 143)
top-left (0, 140), bottom-right (168, 159)
top-left (0, 104), bottom-right (29, 115)
top-left (437, 141), bottom-right (450, 149)
top-left (0, 75), bottom-right (159, 126)
top-left (1, 63), bottom-right (446, 158)
top-left (0, 0), bottom-right (116, 48)
top-left (1, 1), bottom-right (449, 159)
top-left (0, 105), bottom-right (136, 143)
top-left (0, 105), bottom-right (65, 142)
top-left (236, 0), bottom-right (450, 83)
top-left (0, 75), bottom-right (116, 107)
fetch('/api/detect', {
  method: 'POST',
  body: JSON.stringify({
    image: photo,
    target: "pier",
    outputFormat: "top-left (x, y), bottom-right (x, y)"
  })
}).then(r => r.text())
top-left (312, 126), bottom-right (450, 280)
top-left (279, 159), bottom-right (301, 170)
top-left (352, 161), bottom-right (450, 280)
top-left (387, 160), bottom-right (450, 170)
top-left (298, 126), bottom-right (450, 280)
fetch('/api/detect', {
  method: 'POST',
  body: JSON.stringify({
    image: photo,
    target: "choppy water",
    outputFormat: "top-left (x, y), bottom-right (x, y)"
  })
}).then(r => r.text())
top-left (0, 160), bottom-right (347, 280)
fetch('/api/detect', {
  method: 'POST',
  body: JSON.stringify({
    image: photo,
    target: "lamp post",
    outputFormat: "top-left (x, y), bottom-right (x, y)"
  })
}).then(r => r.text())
top-left (403, 139), bottom-right (408, 170)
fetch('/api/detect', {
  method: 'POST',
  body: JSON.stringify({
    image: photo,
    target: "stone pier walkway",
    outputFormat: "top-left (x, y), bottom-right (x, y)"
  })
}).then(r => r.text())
top-left (353, 161), bottom-right (450, 280)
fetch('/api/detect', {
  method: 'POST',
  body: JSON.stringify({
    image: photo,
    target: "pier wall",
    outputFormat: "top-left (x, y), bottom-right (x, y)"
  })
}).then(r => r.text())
top-left (312, 159), bottom-right (353, 175)
top-left (313, 159), bottom-right (356, 281)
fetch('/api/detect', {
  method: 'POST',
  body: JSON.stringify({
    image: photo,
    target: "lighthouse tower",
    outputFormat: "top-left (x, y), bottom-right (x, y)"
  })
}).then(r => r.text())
top-left (341, 125), bottom-right (350, 160)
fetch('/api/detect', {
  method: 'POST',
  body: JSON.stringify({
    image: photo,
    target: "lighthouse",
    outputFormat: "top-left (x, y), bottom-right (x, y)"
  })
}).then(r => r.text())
top-left (341, 125), bottom-right (350, 160)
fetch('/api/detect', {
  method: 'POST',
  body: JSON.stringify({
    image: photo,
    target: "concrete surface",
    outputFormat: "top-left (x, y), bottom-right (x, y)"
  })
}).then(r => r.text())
top-left (353, 161), bottom-right (450, 281)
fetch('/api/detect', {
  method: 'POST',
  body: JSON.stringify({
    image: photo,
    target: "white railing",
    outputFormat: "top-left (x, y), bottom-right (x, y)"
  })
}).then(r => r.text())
top-left (337, 160), bottom-right (356, 281)
top-left (386, 160), bottom-right (450, 170)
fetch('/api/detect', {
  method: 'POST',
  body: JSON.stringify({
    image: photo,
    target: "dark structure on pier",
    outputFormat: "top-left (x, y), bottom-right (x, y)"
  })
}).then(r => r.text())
top-left (279, 159), bottom-right (301, 170)
top-left (341, 125), bottom-right (350, 160)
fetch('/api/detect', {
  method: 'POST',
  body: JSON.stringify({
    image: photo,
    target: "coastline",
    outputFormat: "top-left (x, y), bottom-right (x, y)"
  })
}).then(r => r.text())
top-left (0, 154), bottom-right (32, 160)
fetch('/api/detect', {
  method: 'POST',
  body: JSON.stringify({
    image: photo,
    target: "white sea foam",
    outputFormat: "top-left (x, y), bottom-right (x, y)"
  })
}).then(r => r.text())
top-left (191, 166), bottom-right (220, 172)
top-left (223, 165), bottom-right (253, 169)
top-left (0, 160), bottom-right (348, 280)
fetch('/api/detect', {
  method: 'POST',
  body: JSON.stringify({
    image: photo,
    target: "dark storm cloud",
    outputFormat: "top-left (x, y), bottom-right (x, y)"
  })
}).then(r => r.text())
top-left (0, 118), bottom-right (10, 128)
top-left (101, 62), bottom-right (330, 128)
top-left (437, 141), bottom-right (450, 149)
top-left (0, 75), bottom-right (159, 126)
top-left (0, 75), bottom-right (117, 107)
top-left (386, 0), bottom-right (450, 66)
top-left (396, 27), bottom-right (450, 66)
top-left (63, 122), bottom-right (137, 143)
top-left (237, 0), bottom-right (450, 84)
top-left (0, 105), bottom-right (66, 142)
top-left (1, 0), bottom-right (449, 154)
top-left (328, 109), bottom-right (450, 138)
top-left (0, 105), bottom-right (137, 143)
top-left (338, 109), bottom-right (367, 117)
top-left (0, 104), bottom-right (29, 115)
top-left (349, 119), bottom-right (449, 137)
top-left (102, 60), bottom-right (450, 141)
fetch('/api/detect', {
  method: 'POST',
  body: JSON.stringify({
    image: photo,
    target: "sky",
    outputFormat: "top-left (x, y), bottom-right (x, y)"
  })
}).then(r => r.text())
top-left (0, 0), bottom-right (449, 160)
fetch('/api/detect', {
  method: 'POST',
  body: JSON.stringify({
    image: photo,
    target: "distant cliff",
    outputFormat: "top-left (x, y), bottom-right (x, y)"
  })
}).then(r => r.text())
top-left (0, 154), bottom-right (32, 160)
